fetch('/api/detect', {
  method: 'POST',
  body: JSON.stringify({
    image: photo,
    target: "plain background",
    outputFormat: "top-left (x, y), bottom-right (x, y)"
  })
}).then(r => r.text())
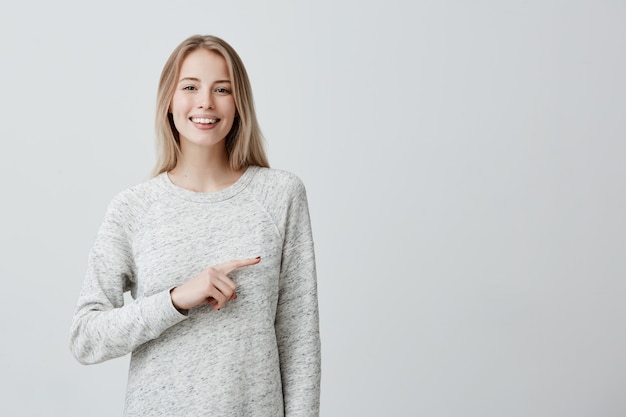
top-left (1, 1), bottom-right (625, 416)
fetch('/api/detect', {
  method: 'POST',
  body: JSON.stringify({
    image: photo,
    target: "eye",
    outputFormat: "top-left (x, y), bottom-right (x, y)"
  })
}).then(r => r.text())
top-left (182, 85), bottom-right (197, 91)
top-left (215, 87), bottom-right (231, 94)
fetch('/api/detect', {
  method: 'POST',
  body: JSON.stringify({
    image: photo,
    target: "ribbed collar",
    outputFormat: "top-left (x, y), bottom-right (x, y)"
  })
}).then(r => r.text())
top-left (158, 165), bottom-right (259, 203)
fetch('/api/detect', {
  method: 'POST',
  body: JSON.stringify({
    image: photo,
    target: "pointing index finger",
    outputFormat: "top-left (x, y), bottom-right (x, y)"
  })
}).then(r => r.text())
top-left (220, 256), bottom-right (261, 274)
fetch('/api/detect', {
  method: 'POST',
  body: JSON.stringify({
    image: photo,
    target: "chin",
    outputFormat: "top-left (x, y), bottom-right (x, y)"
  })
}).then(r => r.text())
top-left (182, 136), bottom-right (227, 149)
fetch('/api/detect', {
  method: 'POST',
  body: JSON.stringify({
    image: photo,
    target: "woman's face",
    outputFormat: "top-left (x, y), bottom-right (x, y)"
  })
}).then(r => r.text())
top-left (170, 49), bottom-right (236, 150)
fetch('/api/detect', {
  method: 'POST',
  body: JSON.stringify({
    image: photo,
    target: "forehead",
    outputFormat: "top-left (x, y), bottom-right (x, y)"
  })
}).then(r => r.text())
top-left (178, 49), bottom-right (230, 80)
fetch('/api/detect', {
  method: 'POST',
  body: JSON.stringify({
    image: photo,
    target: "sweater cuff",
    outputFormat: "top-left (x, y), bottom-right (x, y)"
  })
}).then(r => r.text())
top-left (141, 289), bottom-right (189, 337)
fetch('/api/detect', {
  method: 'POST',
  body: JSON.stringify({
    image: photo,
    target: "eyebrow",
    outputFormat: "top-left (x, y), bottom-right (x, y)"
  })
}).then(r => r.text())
top-left (178, 77), bottom-right (232, 84)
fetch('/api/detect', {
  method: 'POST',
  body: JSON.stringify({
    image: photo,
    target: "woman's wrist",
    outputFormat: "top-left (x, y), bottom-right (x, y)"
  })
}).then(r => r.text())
top-left (169, 287), bottom-right (189, 314)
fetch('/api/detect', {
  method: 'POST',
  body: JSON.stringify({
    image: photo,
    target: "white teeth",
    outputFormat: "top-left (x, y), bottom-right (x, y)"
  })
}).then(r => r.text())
top-left (191, 117), bottom-right (218, 124)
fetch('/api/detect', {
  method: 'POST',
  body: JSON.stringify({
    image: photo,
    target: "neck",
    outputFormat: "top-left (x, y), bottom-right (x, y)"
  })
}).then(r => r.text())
top-left (169, 142), bottom-right (244, 193)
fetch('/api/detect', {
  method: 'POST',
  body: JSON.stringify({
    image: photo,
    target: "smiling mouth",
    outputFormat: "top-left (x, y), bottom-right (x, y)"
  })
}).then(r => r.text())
top-left (190, 117), bottom-right (219, 124)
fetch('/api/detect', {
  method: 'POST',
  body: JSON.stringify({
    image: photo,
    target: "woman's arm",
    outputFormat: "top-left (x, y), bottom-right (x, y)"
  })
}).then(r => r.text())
top-left (69, 195), bottom-right (187, 365)
top-left (274, 178), bottom-right (321, 416)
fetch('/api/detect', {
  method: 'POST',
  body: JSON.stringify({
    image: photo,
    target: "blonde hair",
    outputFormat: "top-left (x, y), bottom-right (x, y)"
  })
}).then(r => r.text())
top-left (153, 35), bottom-right (269, 176)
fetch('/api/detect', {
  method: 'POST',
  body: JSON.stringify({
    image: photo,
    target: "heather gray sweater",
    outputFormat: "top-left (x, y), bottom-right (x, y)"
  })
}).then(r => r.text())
top-left (70, 166), bottom-right (320, 416)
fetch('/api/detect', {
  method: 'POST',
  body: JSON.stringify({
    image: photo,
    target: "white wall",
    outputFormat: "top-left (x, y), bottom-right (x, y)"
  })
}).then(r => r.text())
top-left (1, 1), bottom-right (625, 416)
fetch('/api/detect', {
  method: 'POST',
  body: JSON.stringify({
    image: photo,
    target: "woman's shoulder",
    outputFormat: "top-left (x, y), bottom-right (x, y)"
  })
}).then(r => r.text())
top-left (247, 166), bottom-right (310, 218)
top-left (251, 166), bottom-right (307, 194)
top-left (106, 175), bottom-right (166, 217)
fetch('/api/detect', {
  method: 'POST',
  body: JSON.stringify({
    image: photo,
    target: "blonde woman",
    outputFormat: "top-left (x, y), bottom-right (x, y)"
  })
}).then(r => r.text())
top-left (70, 35), bottom-right (320, 416)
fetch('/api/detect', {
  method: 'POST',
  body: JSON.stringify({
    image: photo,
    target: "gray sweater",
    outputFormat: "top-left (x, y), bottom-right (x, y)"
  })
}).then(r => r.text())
top-left (70, 166), bottom-right (321, 416)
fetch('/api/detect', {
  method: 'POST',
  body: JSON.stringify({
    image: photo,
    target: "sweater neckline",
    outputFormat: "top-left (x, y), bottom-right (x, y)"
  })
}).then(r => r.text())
top-left (158, 165), bottom-right (259, 203)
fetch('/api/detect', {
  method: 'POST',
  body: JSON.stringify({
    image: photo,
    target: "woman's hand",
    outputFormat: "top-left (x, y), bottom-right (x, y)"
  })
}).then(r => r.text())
top-left (170, 257), bottom-right (261, 311)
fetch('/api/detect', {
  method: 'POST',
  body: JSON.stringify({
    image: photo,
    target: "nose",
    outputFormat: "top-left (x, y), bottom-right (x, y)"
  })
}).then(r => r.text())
top-left (198, 89), bottom-right (214, 109)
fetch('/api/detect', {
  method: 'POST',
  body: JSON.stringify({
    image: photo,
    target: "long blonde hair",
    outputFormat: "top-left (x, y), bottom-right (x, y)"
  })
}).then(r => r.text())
top-left (153, 35), bottom-right (269, 176)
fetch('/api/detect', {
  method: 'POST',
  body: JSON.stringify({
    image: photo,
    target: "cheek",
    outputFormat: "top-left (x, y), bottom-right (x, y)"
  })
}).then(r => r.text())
top-left (170, 94), bottom-right (189, 115)
top-left (226, 101), bottom-right (237, 122)
top-left (169, 98), bottom-right (188, 132)
top-left (225, 99), bottom-right (237, 118)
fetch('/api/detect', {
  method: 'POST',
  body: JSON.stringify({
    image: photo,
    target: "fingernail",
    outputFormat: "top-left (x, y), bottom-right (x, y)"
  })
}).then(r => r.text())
top-left (256, 256), bottom-right (261, 260)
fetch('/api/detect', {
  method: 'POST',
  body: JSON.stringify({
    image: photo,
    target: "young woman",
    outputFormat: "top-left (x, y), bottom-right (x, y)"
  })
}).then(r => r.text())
top-left (70, 35), bottom-right (321, 417)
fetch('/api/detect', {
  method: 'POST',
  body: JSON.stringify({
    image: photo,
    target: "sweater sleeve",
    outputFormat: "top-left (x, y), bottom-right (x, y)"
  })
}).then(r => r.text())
top-left (69, 193), bottom-right (187, 365)
top-left (274, 178), bottom-right (321, 416)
